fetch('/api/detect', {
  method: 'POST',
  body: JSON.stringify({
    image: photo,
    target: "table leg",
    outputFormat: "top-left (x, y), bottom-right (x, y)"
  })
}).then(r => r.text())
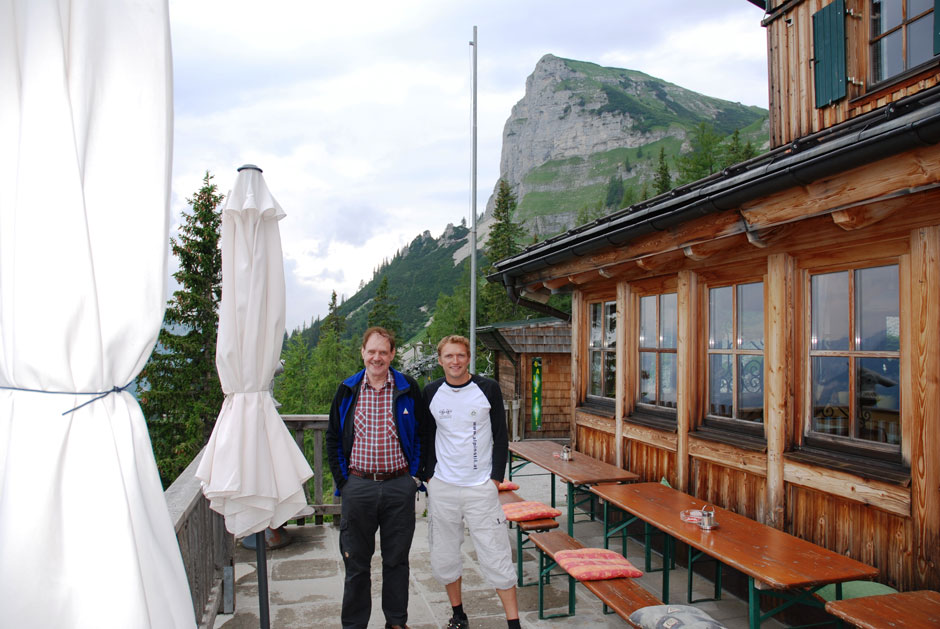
top-left (566, 481), bottom-right (574, 536)
top-left (551, 472), bottom-right (556, 508)
top-left (661, 533), bottom-right (672, 604)
top-left (748, 576), bottom-right (759, 629)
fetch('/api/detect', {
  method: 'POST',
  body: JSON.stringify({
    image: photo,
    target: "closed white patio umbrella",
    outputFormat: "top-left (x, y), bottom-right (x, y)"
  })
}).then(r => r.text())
top-left (197, 165), bottom-right (313, 538)
top-left (0, 1), bottom-right (195, 627)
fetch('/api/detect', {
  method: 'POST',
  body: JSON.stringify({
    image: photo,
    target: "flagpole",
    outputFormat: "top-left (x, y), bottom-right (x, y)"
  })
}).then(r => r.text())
top-left (469, 25), bottom-right (478, 372)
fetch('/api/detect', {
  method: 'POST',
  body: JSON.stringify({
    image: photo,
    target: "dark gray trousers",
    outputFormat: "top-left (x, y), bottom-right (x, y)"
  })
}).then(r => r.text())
top-left (339, 473), bottom-right (417, 629)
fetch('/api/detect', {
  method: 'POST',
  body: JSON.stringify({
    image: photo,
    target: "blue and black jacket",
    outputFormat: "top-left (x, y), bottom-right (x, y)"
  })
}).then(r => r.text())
top-left (326, 368), bottom-right (429, 495)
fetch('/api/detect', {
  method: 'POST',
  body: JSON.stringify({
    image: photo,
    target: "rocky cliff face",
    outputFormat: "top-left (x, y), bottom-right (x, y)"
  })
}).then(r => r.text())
top-left (485, 54), bottom-right (768, 238)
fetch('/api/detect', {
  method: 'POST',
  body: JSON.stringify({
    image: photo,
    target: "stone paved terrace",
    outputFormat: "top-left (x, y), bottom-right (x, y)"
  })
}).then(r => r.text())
top-left (214, 458), bottom-right (788, 629)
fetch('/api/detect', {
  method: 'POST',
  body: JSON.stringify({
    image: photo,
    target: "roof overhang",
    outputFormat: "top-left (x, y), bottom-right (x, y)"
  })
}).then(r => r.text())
top-left (491, 87), bottom-right (940, 291)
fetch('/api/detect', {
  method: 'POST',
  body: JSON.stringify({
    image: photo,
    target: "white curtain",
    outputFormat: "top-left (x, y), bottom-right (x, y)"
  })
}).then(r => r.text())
top-left (196, 168), bottom-right (313, 538)
top-left (0, 1), bottom-right (196, 627)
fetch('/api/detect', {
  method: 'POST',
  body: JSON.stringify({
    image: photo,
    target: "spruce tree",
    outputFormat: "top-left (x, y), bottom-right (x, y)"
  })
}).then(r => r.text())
top-left (653, 147), bottom-right (672, 195)
top-left (605, 174), bottom-right (625, 208)
top-left (481, 179), bottom-right (525, 324)
top-left (367, 274), bottom-right (402, 340)
top-left (676, 122), bottom-right (724, 184)
top-left (139, 171), bottom-right (224, 487)
top-left (322, 290), bottom-right (345, 336)
top-left (274, 332), bottom-right (313, 413)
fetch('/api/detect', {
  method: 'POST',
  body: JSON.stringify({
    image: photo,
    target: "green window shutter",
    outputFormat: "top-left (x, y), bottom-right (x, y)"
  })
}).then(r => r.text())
top-left (934, 0), bottom-right (940, 56)
top-left (813, 0), bottom-right (847, 108)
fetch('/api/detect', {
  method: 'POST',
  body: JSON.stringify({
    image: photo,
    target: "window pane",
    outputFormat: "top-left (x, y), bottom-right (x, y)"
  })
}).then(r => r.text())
top-left (603, 352), bottom-right (616, 399)
top-left (908, 0), bottom-right (932, 17)
top-left (812, 356), bottom-right (850, 436)
top-left (638, 351), bottom-right (656, 404)
top-left (604, 301), bottom-right (617, 348)
top-left (709, 354), bottom-right (733, 417)
top-left (738, 355), bottom-right (764, 422)
top-left (856, 265), bottom-right (900, 351)
top-left (872, 28), bottom-right (904, 81)
top-left (589, 351), bottom-right (602, 396)
top-left (812, 271), bottom-right (849, 350)
top-left (660, 353), bottom-right (677, 409)
top-left (590, 303), bottom-right (602, 348)
top-left (660, 293), bottom-right (678, 349)
top-left (709, 286), bottom-right (733, 349)
top-left (737, 282), bottom-right (764, 351)
top-left (907, 14), bottom-right (934, 68)
top-left (856, 357), bottom-right (900, 444)
top-left (871, 0), bottom-right (903, 36)
top-left (639, 296), bottom-right (656, 348)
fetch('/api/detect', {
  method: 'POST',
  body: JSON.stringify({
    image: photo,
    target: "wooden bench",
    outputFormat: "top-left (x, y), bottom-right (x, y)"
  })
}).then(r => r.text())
top-left (498, 490), bottom-right (559, 587)
top-left (528, 530), bottom-right (662, 624)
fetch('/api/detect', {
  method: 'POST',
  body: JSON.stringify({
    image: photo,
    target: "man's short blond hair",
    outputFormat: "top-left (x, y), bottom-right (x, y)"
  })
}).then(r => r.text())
top-left (436, 334), bottom-right (471, 356)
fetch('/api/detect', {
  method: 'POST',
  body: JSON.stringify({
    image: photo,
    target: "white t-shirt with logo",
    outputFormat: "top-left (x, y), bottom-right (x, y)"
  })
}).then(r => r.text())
top-left (427, 379), bottom-right (493, 486)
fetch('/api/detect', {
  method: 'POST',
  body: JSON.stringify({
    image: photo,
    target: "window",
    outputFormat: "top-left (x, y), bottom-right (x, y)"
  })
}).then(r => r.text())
top-left (870, 0), bottom-right (936, 83)
top-left (588, 300), bottom-right (616, 399)
top-left (706, 282), bottom-right (765, 427)
top-left (638, 293), bottom-right (677, 412)
top-left (808, 265), bottom-right (901, 453)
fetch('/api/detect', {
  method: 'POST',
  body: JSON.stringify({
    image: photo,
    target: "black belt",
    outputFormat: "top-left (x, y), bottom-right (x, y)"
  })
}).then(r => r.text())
top-left (349, 467), bottom-right (408, 481)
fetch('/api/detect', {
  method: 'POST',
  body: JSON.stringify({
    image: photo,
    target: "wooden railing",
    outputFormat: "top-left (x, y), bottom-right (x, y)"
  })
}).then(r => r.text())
top-left (280, 414), bottom-right (341, 524)
top-left (165, 448), bottom-right (234, 629)
top-left (163, 415), bottom-right (338, 625)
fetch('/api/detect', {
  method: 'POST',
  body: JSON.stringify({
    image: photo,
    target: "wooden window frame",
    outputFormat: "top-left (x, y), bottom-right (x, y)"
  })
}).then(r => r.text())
top-left (799, 259), bottom-right (904, 463)
top-left (702, 280), bottom-right (766, 438)
top-left (586, 299), bottom-right (617, 404)
top-left (868, 0), bottom-right (937, 87)
top-left (632, 287), bottom-right (679, 424)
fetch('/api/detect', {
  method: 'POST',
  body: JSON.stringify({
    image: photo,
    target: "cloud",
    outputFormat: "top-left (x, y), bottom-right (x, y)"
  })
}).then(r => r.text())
top-left (168, 0), bottom-right (770, 331)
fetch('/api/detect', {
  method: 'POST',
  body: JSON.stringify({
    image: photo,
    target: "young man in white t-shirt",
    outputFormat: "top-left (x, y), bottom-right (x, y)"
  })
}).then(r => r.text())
top-left (422, 335), bottom-right (519, 629)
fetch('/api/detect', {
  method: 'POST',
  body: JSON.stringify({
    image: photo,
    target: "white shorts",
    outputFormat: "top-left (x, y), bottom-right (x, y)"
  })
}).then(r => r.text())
top-left (427, 476), bottom-right (516, 590)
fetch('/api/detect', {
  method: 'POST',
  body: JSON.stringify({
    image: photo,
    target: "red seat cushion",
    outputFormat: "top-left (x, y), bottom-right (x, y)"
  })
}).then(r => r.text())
top-left (501, 501), bottom-right (561, 522)
top-left (554, 548), bottom-right (643, 581)
top-left (497, 480), bottom-right (520, 491)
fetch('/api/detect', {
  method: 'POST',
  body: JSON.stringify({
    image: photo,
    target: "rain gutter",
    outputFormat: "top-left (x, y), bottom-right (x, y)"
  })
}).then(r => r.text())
top-left (491, 90), bottom-right (940, 286)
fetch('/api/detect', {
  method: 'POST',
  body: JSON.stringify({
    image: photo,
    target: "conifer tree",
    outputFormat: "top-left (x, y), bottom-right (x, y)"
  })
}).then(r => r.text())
top-left (139, 172), bottom-right (224, 487)
top-left (274, 333), bottom-right (313, 413)
top-left (605, 174), bottom-right (624, 208)
top-left (322, 290), bottom-right (345, 336)
top-left (367, 274), bottom-right (402, 340)
top-left (481, 179), bottom-right (525, 324)
top-left (676, 122), bottom-right (724, 184)
top-left (653, 147), bottom-right (672, 195)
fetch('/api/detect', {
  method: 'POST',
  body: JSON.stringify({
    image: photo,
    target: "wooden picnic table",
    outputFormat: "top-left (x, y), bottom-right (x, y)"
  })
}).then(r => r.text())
top-left (591, 482), bottom-right (879, 628)
top-left (508, 440), bottom-right (638, 535)
top-left (824, 590), bottom-right (940, 628)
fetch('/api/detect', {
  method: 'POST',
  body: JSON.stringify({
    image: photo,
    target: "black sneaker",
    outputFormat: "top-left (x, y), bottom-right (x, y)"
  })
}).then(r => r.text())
top-left (446, 614), bottom-right (469, 629)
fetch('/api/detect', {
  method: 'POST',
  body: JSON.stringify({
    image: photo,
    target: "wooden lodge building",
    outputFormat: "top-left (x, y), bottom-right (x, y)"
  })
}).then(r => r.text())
top-left (491, 0), bottom-right (940, 592)
top-left (477, 318), bottom-right (572, 441)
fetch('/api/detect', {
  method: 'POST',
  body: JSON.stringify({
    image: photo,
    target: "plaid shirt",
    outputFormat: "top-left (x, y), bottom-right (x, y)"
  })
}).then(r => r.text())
top-left (349, 371), bottom-right (408, 474)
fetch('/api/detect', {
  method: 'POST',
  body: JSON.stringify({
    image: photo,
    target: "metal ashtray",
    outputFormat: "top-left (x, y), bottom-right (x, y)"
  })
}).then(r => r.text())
top-left (698, 506), bottom-right (718, 530)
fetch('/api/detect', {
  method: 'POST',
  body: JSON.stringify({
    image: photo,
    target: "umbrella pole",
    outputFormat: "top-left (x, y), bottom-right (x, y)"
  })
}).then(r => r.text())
top-left (255, 531), bottom-right (270, 629)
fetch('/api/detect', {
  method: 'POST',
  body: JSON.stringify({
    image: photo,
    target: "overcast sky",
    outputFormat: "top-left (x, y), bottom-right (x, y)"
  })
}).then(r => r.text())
top-left (168, 0), bottom-right (770, 332)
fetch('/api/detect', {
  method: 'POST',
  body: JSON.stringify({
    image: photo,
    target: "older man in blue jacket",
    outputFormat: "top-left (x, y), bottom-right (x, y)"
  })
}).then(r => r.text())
top-left (326, 326), bottom-right (428, 629)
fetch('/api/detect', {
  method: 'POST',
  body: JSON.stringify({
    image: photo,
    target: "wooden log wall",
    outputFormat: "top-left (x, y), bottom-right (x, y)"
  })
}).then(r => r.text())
top-left (765, 0), bottom-right (940, 147)
top-left (558, 179), bottom-right (940, 591)
top-left (522, 352), bottom-right (572, 440)
top-left (789, 484), bottom-right (913, 590)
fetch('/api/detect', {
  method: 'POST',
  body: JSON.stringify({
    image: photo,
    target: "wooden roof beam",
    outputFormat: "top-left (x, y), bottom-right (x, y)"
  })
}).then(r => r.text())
top-left (542, 276), bottom-right (572, 291)
top-left (568, 269), bottom-right (601, 285)
top-left (635, 249), bottom-right (687, 273)
top-left (520, 287), bottom-right (552, 304)
top-left (831, 196), bottom-right (908, 231)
